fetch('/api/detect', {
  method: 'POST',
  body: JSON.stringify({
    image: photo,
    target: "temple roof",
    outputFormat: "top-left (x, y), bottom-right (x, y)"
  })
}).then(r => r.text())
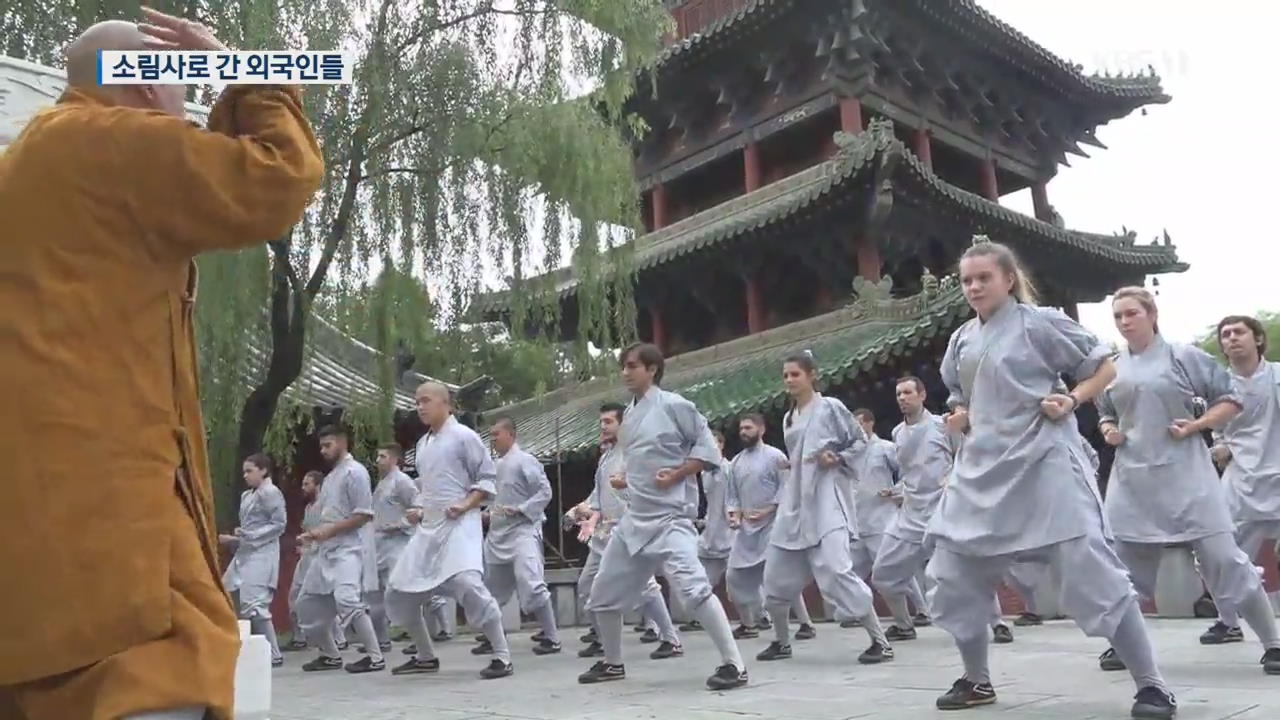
top-left (473, 121), bottom-right (1185, 314)
top-left (653, 0), bottom-right (1167, 104)
top-left (478, 274), bottom-right (970, 461)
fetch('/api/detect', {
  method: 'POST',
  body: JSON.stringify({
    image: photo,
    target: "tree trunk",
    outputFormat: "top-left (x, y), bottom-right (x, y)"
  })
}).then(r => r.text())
top-left (233, 246), bottom-right (309, 486)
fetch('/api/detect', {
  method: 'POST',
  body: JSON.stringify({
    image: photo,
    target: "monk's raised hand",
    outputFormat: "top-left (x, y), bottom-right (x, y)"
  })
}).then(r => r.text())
top-left (445, 503), bottom-right (467, 519)
top-left (1039, 393), bottom-right (1076, 421)
top-left (877, 488), bottom-right (894, 498)
top-left (217, 533), bottom-right (237, 544)
top-left (139, 6), bottom-right (228, 52)
top-left (1168, 418), bottom-right (1198, 440)
top-left (817, 449), bottom-right (839, 469)
top-left (944, 407), bottom-right (970, 433)
top-left (1210, 444), bottom-right (1232, 468)
top-left (655, 468), bottom-right (679, 488)
top-left (609, 473), bottom-right (627, 490)
top-left (576, 520), bottom-right (595, 543)
top-left (1101, 423), bottom-right (1125, 447)
top-left (404, 508), bottom-right (423, 525)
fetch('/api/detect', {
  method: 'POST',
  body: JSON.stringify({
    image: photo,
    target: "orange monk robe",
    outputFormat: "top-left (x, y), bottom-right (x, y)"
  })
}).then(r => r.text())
top-left (0, 84), bottom-right (323, 720)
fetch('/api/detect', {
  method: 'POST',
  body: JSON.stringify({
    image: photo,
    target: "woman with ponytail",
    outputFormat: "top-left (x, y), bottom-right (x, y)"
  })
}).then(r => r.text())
top-left (926, 239), bottom-right (1174, 718)
top-left (220, 453), bottom-right (287, 667)
top-left (755, 351), bottom-right (895, 665)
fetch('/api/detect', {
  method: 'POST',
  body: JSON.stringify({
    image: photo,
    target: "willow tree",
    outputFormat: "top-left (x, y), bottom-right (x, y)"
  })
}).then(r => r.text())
top-left (5, 0), bottom-right (668, 522)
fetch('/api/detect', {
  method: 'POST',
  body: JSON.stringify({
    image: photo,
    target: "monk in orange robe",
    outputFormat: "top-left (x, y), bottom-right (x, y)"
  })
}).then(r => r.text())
top-left (0, 8), bottom-right (323, 720)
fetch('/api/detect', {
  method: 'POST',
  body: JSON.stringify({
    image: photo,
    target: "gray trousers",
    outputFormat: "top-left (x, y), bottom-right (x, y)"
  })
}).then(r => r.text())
top-left (1117, 533), bottom-right (1262, 616)
top-left (485, 549), bottom-right (552, 613)
top-left (763, 532), bottom-right (876, 623)
top-left (1219, 520), bottom-right (1280, 626)
top-left (701, 555), bottom-right (729, 587)
top-left (930, 526), bottom-right (1137, 645)
top-left (727, 562), bottom-right (767, 625)
top-left (578, 545), bottom-right (673, 638)
top-left (387, 569), bottom-right (511, 662)
top-left (590, 523), bottom-right (716, 614)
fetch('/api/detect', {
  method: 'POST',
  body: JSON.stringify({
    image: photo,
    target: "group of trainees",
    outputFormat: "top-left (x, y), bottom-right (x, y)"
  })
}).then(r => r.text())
top-left (216, 238), bottom-right (1280, 719)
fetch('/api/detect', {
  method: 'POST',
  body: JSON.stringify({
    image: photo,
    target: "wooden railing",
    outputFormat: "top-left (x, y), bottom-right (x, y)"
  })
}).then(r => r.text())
top-left (666, 0), bottom-right (751, 42)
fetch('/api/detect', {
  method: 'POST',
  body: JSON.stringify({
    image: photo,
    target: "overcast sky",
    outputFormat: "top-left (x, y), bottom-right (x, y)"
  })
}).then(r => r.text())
top-left (977, 0), bottom-right (1279, 344)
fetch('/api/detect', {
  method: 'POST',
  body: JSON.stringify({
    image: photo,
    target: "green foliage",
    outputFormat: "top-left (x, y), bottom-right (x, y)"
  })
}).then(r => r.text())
top-left (1196, 311), bottom-right (1280, 362)
top-left (6, 0), bottom-right (668, 520)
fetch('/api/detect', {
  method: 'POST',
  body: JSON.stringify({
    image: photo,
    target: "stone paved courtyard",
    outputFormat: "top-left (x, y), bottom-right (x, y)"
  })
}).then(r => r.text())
top-left (272, 619), bottom-right (1277, 720)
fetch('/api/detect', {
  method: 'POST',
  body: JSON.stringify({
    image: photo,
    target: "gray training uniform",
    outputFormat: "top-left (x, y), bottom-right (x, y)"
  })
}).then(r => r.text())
top-left (762, 394), bottom-right (885, 646)
top-left (697, 459), bottom-right (735, 586)
top-left (927, 300), bottom-right (1165, 693)
top-left (587, 385), bottom-right (744, 670)
top-left (1217, 360), bottom-right (1280, 625)
top-left (297, 453), bottom-right (384, 661)
top-left (367, 467), bottom-right (417, 646)
top-left (386, 417), bottom-right (511, 664)
top-left (1099, 337), bottom-right (1275, 638)
top-left (725, 443), bottom-right (788, 626)
top-left (484, 443), bottom-right (558, 641)
top-left (224, 479), bottom-right (287, 620)
top-left (871, 410), bottom-right (952, 628)
top-left (573, 443), bottom-right (677, 643)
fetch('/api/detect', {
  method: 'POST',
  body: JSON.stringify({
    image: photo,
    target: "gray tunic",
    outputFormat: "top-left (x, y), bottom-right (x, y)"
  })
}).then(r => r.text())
top-left (613, 386), bottom-right (721, 555)
top-left (697, 460), bottom-right (735, 560)
top-left (373, 468), bottom-right (417, 574)
top-left (222, 479), bottom-right (286, 592)
top-left (929, 301), bottom-right (1110, 556)
top-left (1099, 336), bottom-right (1242, 543)
top-left (1219, 361), bottom-right (1280, 521)
top-left (773, 394), bottom-right (864, 550)
top-left (583, 443), bottom-right (628, 554)
top-left (726, 443), bottom-right (788, 567)
top-left (304, 454), bottom-right (378, 595)
top-left (889, 410), bottom-right (953, 544)
top-left (387, 417), bottom-right (498, 593)
top-left (484, 443), bottom-right (552, 564)
top-left (852, 435), bottom-right (900, 539)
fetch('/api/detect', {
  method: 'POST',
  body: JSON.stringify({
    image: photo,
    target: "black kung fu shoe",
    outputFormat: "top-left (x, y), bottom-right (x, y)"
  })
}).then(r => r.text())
top-left (431, 630), bottom-right (453, 642)
top-left (936, 677), bottom-right (996, 710)
top-left (756, 616), bottom-right (773, 631)
top-left (679, 620), bottom-right (704, 632)
top-left (1099, 647), bottom-right (1127, 672)
top-left (857, 641), bottom-right (894, 664)
top-left (1014, 612), bottom-right (1043, 627)
top-left (991, 624), bottom-right (1014, 644)
top-left (706, 663), bottom-right (748, 691)
top-left (532, 639), bottom-right (562, 656)
top-left (577, 641), bottom-right (605, 658)
top-left (839, 618), bottom-right (862, 628)
top-left (794, 623), bottom-right (817, 640)
top-left (530, 630), bottom-right (549, 643)
top-left (649, 641), bottom-right (684, 660)
top-left (913, 612), bottom-right (933, 627)
top-left (471, 638), bottom-right (495, 655)
top-left (639, 628), bottom-right (660, 644)
top-left (301, 655), bottom-right (344, 672)
top-left (402, 643), bottom-right (418, 655)
top-left (391, 657), bottom-right (440, 675)
top-left (578, 661), bottom-right (626, 684)
top-left (885, 625), bottom-right (917, 641)
top-left (732, 624), bottom-right (759, 639)
top-left (479, 658), bottom-right (514, 679)
top-left (633, 623), bottom-right (648, 633)
top-left (344, 655), bottom-right (385, 674)
top-left (1130, 686), bottom-right (1177, 719)
top-left (1262, 647), bottom-right (1280, 675)
top-left (580, 629), bottom-right (599, 644)
top-left (755, 641), bottom-right (792, 661)
top-left (1199, 621), bottom-right (1243, 645)
top-left (357, 640), bottom-right (392, 654)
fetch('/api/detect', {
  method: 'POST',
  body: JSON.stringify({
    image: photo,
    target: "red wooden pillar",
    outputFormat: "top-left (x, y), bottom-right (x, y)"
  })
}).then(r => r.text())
top-left (744, 273), bottom-right (765, 334)
top-left (650, 304), bottom-right (668, 351)
top-left (855, 235), bottom-right (881, 281)
top-left (815, 282), bottom-right (834, 311)
top-left (743, 141), bottom-right (762, 193)
top-left (1031, 181), bottom-right (1051, 221)
top-left (912, 128), bottom-right (933, 170)
top-left (979, 157), bottom-right (999, 201)
top-left (652, 182), bottom-right (669, 230)
top-left (839, 97), bottom-right (864, 133)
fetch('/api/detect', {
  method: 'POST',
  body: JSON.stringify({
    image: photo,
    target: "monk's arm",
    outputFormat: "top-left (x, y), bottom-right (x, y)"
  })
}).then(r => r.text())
top-left (120, 85), bottom-right (324, 257)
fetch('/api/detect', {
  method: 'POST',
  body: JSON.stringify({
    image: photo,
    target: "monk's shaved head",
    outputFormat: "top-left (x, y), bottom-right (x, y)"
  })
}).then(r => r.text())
top-left (415, 382), bottom-right (454, 430)
top-left (63, 19), bottom-right (187, 117)
top-left (415, 382), bottom-right (453, 405)
top-left (65, 21), bottom-right (147, 86)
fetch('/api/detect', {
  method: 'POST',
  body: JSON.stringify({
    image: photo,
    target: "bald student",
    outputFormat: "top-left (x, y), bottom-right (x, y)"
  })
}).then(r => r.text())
top-left (0, 8), bottom-right (322, 720)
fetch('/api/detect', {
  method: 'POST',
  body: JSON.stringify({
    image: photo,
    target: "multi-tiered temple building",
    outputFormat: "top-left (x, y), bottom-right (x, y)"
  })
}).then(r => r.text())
top-left (474, 1), bottom-right (1186, 585)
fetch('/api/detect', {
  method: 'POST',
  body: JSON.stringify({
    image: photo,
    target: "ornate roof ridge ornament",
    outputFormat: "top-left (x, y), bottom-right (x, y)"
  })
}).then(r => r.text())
top-left (971, 233), bottom-right (992, 246)
top-left (847, 271), bottom-right (957, 323)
